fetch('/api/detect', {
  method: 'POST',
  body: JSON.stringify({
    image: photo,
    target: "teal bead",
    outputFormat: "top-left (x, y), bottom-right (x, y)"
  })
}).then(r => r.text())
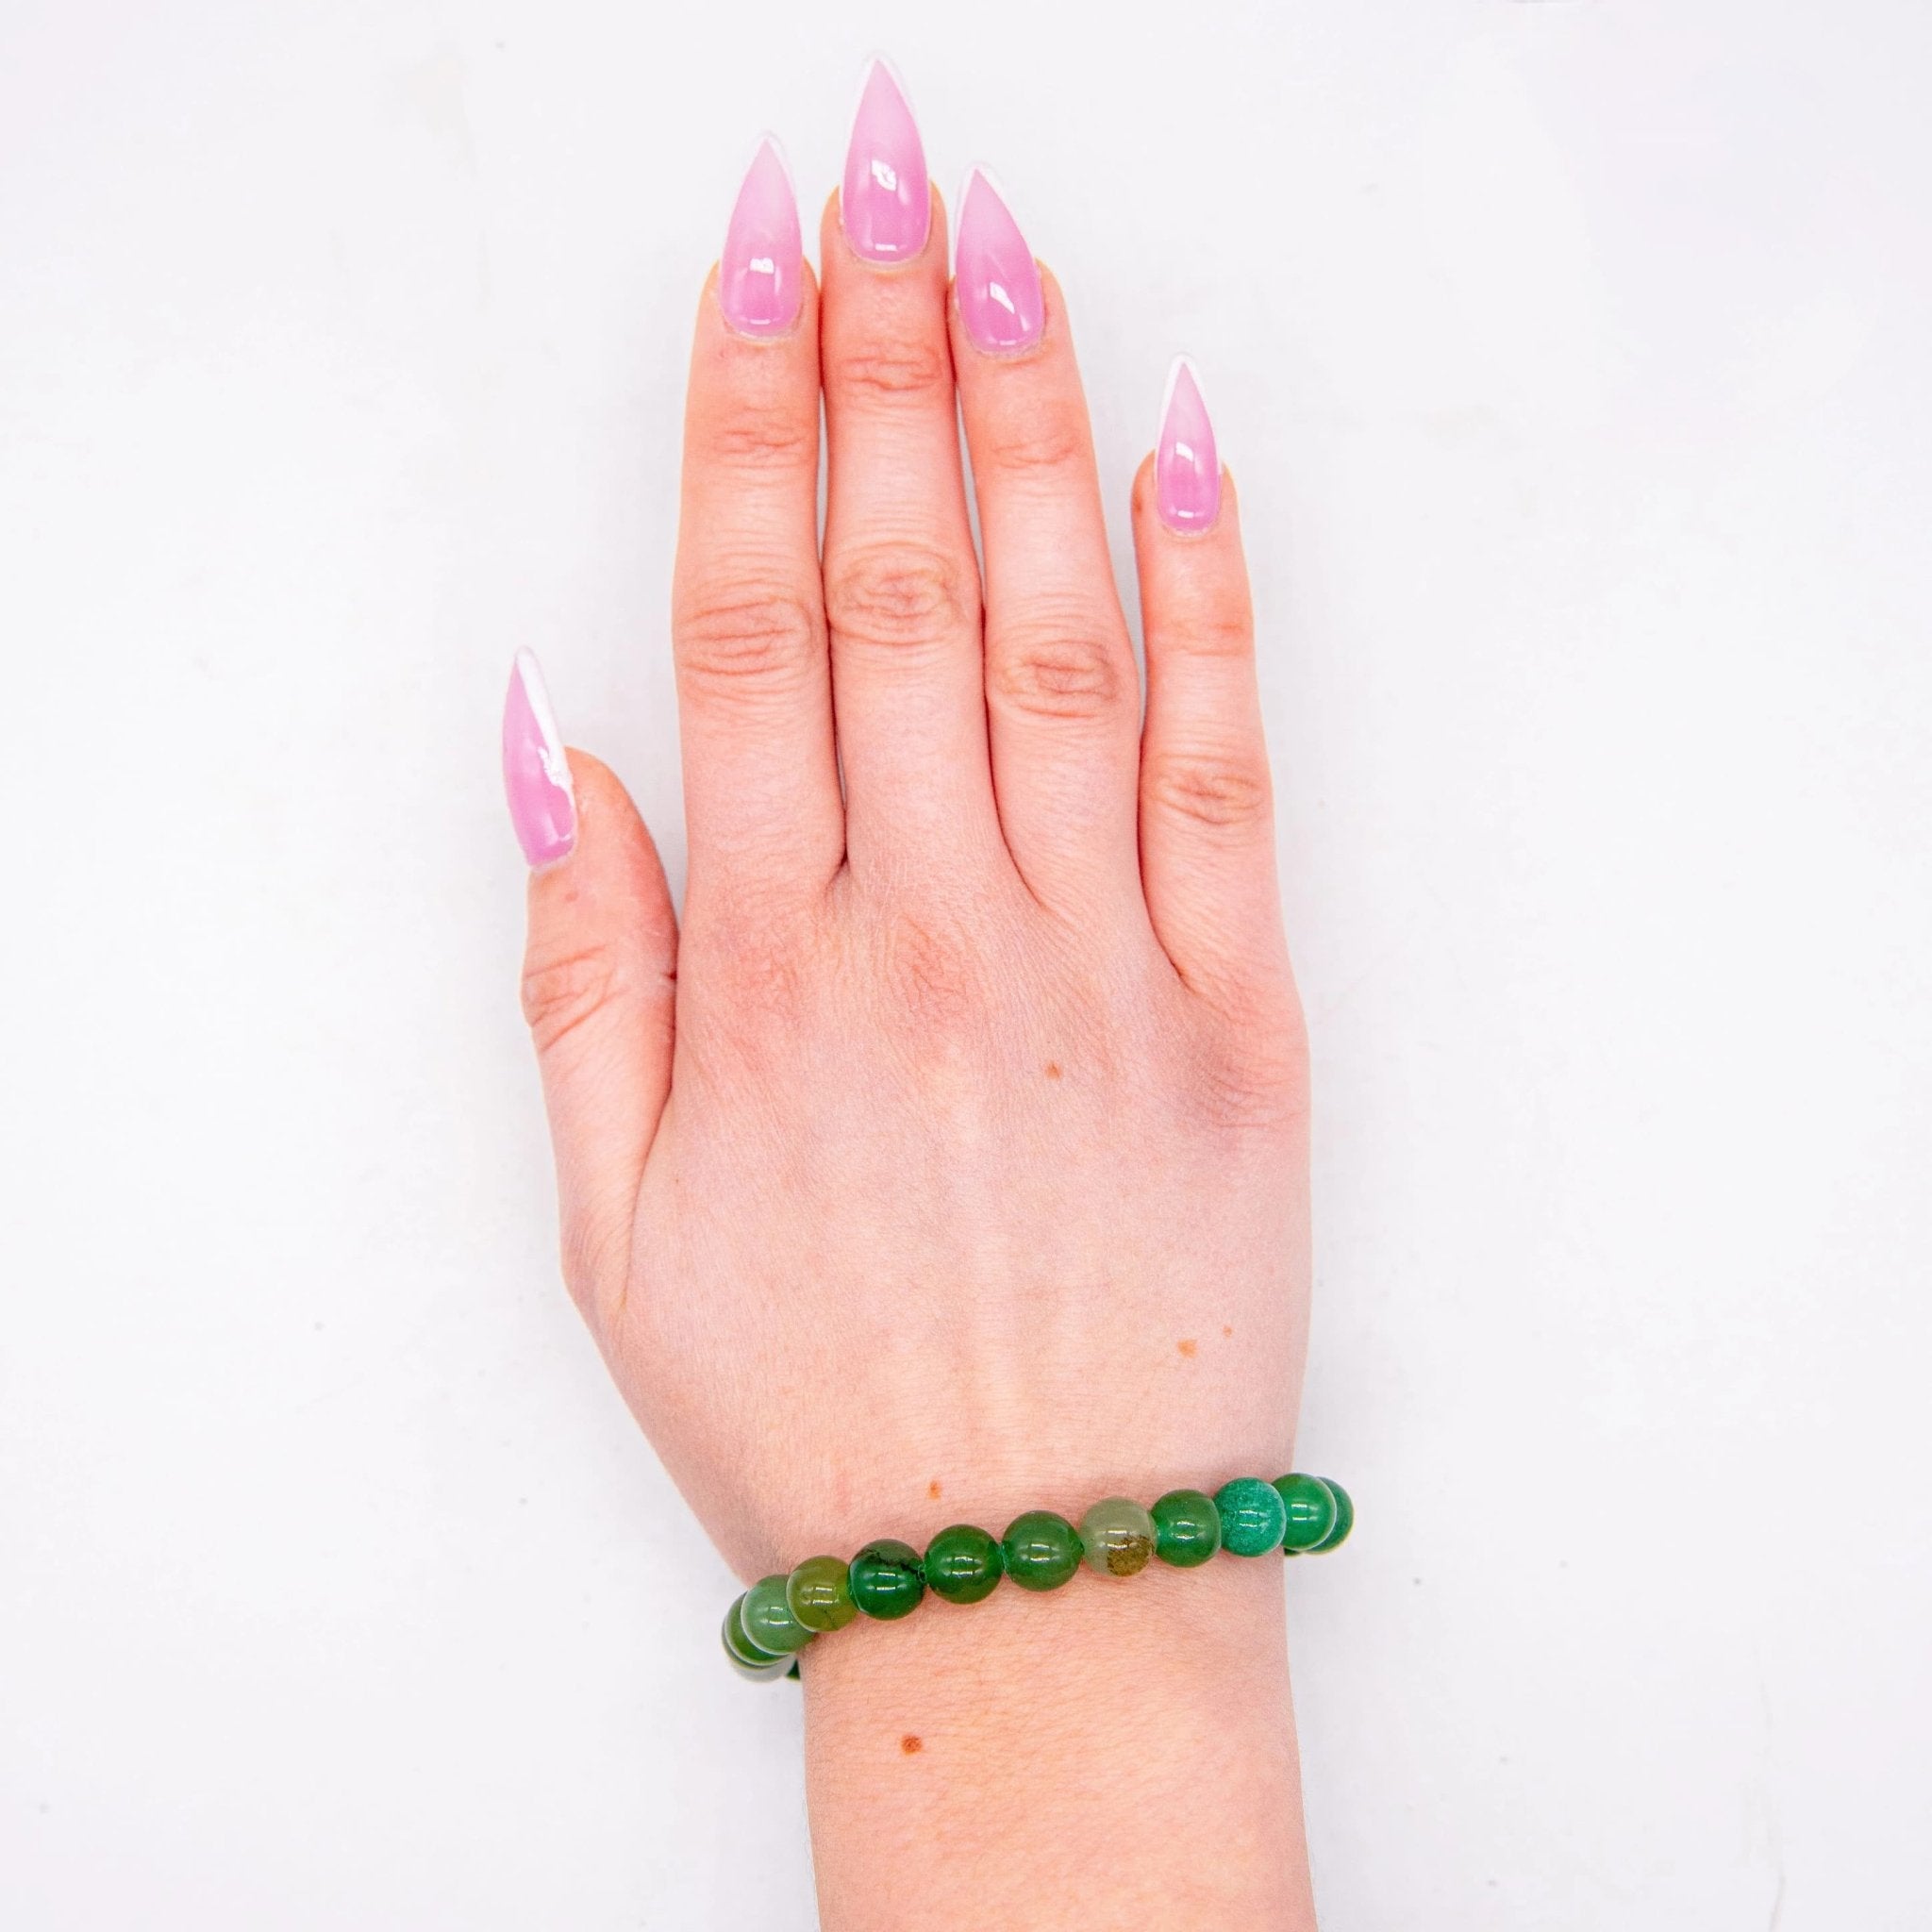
top-left (1150, 1488), bottom-right (1223, 1567)
top-left (1078, 1497), bottom-right (1157, 1577)
top-left (849, 1539), bottom-right (926, 1619)
top-left (1214, 1477), bottom-right (1287, 1556)
top-left (924, 1524), bottom-right (1005, 1604)
top-left (787, 1555), bottom-right (858, 1632)
top-left (1273, 1473), bottom-right (1340, 1553)
top-left (1001, 1510), bottom-right (1082, 1591)
top-left (741, 1574), bottom-right (816, 1655)
top-left (1308, 1478), bottom-right (1353, 1552)
top-left (722, 1597), bottom-right (791, 1679)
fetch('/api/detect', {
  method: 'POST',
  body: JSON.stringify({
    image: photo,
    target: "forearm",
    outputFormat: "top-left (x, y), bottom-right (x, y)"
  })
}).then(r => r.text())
top-left (802, 1557), bottom-right (1316, 1930)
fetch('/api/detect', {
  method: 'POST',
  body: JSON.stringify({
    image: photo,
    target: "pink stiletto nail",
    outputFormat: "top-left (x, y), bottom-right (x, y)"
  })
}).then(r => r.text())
top-left (1156, 357), bottom-right (1221, 532)
top-left (842, 58), bottom-right (929, 263)
top-left (954, 167), bottom-right (1043, 353)
top-left (720, 137), bottom-right (802, 337)
top-left (502, 650), bottom-right (575, 868)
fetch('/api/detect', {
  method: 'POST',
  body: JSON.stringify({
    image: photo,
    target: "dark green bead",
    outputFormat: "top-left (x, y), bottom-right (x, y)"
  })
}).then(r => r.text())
top-left (1214, 1477), bottom-right (1287, 1556)
top-left (1273, 1473), bottom-right (1340, 1553)
top-left (1001, 1510), bottom-right (1082, 1591)
top-left (849, 1539), bottom-right (926, 1620)
top-left (1150, 1488), bottom-right (1223, 1567)
top-left (924, 1524), bottom-right (1005, 1604)
top-left (722, 1596), bottom-right (791, 1679)
top-left (741, 1574), bottom-right (815, 1655)
top-left (1307, 1478), bottom-right (1353, 1552)
top-left (787, 1555), bottom-right (858, 1632)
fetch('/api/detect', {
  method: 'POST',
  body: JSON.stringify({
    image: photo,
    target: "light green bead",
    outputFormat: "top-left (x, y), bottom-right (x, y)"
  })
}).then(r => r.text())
top-left (1150, 1489), bottom-right (1223, 1567)
top-left (787, 1555), bottom-right (858, 1632)
top-left (1214, 1477), bottom-right (1287, 1556)
top-left (722, 1597), bottom-right (792, 1679)
top-left (741, 1574), bottom-right (816, 1655)
top-left (1273, 1473), bottom-right (1340, 1553)
top-left (1078, 1497), bottom-right (1157, 1577)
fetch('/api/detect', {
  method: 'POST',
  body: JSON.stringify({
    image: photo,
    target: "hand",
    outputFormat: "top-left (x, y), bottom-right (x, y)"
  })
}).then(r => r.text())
top-left (505, 75), bottom-right (1316, 1930)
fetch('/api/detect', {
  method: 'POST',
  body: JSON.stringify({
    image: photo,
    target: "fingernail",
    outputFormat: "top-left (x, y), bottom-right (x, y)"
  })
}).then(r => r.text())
top-left (720, 136), bottom-right (803, 337)
top-left (842, 58), bottom-right (929, 263)
top-left (502, 650), bottom-right (575, 868)
top-left (1156, 357), bottom-right (1221, 532)
top-left (955, 167), bottom-right (1042, 353)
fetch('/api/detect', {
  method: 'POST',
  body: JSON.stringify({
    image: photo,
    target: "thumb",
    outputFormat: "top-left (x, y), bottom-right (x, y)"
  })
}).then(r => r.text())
top-left (503, 650), bottom-right (676, 1327)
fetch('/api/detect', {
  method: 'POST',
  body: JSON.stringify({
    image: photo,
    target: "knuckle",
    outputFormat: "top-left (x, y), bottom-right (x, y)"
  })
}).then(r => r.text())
top-left (875, 905), bottom-right (988, 1046)
top-left (991, 618), bottom-right (1130, 723)
top-left (686, 903), bottom-right (817, 1039)
top-left (981, 398), bottom-right (1088, 476)
top-left (1184, 998), bottom-right (1310, 1134)
top-left (520, 940), bottom-right (620, 1054)
top-left (674, 575), bottom-right (823, 698)
top-left (1143, 748), bottom-right (1273, 832)
top-left (824, 540), bottom-right (974, 650)
top-left (705, 407), bottom-right (816, 471)
top-left (1158, 608), bottom-right (1254, 661)
top-left (828, 340), bottom-right (952, 402)
top-left (718, 936), bottom-right (811, 1032)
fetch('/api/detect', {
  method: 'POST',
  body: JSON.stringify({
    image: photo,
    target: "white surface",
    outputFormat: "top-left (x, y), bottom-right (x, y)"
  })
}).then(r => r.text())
top-left (3, 3), bottom-right (1929, 1925)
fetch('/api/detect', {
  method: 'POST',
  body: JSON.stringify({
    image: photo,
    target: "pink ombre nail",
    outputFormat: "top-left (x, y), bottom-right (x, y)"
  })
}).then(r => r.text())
top-left (720, 137), bottom-right (802, 337)
top-left (1156, 358), bottom-right (1221, 532)
top-left (954, 168), bottom-right (1042, 353)
top-left (502, 650), bottom-right (575, 868)
top-left (842, 58), bottom-right (929, 262)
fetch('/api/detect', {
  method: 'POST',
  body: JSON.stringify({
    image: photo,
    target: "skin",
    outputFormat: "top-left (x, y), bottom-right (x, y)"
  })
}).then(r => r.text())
top-left (518, 185), bottom-right (1318, 1928)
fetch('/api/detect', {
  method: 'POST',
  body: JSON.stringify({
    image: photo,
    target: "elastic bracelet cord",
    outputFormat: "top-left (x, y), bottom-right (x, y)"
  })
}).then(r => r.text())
top-left (722, 1471), bottom-right (1353, 1681)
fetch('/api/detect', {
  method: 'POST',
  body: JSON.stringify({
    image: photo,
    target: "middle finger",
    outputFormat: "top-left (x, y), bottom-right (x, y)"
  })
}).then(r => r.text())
top-left (820, 63), bottom-right (1000, 883)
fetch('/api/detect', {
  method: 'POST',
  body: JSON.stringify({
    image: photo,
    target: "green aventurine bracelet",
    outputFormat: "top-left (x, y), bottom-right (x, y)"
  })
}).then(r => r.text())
top-left (722, 1472), bottom-right (1353, 1681)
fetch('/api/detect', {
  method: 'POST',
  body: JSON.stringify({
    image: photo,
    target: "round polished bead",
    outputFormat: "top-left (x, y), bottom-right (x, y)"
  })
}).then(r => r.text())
top-left (1001, 1510), bottom-right (1083, 1591)
top-left (1150, 1488), bottom-right (1223, 1567)
top-left (924, 1524), bottom-right (1005, 1604)
top-left (1308, 1477), bottom-right (1353, 1553)
top-left (1273, 1473), bottom-right (1340, 1553)
top-left (1214, 1477), bottom-right (1288, 1556)
top-left (1078, 1497), bottom-right (1157, 1577)
top-left (741, 1574), bottom-right (816, 1655)
top-left (786, 1555), bottom-right (859, 1632)
top-left (722, 1597), bottom-right (792, 1678)
top-left (849, 1539), bottom-right (926, 1620)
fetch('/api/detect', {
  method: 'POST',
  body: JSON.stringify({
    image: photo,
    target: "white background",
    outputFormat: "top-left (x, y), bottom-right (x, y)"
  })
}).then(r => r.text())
top-left (3, 2), bottom-right (1928, 1925)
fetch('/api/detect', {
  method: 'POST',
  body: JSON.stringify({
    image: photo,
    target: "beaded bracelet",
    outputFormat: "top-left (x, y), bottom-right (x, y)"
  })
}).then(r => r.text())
top-left (722, 1472), bottom-right (1353, 1680)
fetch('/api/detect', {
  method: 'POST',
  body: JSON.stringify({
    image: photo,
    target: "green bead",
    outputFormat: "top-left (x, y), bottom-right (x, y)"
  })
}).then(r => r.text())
top-left (741, 1574), bottom-right (815, 1655)
top-left (786, 1555), bottom-right (858, 1632)
top-left (1150, 1488), bottom-right (1223, 1567)
top-left (1273, 1473), bottom-right (1340, 1553)
top-left (1307, 1478), bottom-right (1353, 1552)
top-left (924, 1524), bottom-right (1005, 1604)
top-left (1214, 1477), bottom-right (1288, 1556)
top-left (1001, 1510), bottom-right (1082, 1591)
top-left (722, 1597), bottom-right (792, 1679)
top-left (1078, 1497), bottom-right (1157, 1577)
top-left (849, 1539), bottom-right (926, 1620)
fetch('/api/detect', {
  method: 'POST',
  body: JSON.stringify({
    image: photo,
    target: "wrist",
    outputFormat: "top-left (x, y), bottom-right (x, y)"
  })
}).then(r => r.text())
top-left (800, 1557), bottom-right (1315, 1930)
